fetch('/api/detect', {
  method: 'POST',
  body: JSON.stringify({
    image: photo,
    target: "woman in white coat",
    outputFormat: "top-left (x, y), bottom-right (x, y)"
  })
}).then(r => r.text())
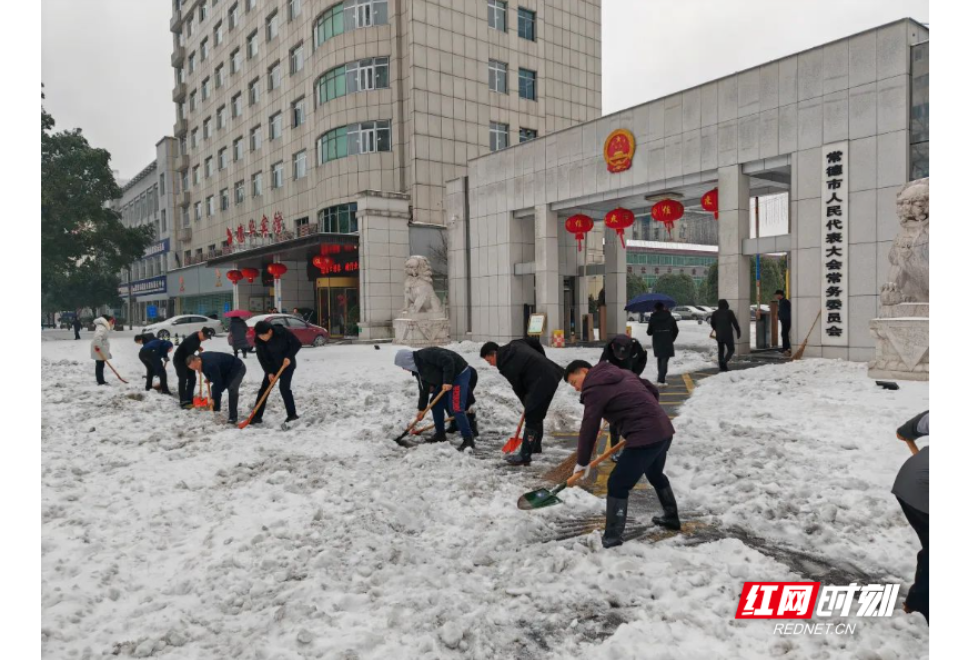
top-left (90, 316), bottom-right (114, 385)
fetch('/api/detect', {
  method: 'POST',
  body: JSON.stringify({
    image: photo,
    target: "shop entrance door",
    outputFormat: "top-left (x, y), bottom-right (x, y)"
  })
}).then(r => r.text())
top-left (316, 277), bottom-right (360, 338)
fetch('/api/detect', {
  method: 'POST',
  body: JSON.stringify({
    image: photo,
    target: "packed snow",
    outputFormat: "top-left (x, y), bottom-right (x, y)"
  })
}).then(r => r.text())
top-left (42, 328), bottom-right (928, 659)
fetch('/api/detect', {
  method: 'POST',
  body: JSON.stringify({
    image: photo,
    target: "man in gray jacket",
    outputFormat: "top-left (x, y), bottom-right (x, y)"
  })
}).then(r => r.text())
top-left (893, 410), bottom-right (929, 623)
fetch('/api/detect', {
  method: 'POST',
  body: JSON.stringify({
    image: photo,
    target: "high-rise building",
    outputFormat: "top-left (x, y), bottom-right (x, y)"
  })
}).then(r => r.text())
top-left (168, 0), bottom-right (602, 338)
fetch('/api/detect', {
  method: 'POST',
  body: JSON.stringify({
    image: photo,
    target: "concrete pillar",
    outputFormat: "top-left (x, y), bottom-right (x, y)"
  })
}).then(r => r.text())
top-left (534, 204), bottom-right (561, 345)
top-left (445, 178), bottom-right (469, 339)
top-left (717, 164), bottom-right (752, 353)
top-left (603, 229), bottom-right (626, 338)
top-left (357, 190), bottom-right (411, 340)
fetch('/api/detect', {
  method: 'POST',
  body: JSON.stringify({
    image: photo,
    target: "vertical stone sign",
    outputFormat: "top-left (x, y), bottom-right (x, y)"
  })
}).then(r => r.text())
top-left (821, 141), bottom-right (849, 347)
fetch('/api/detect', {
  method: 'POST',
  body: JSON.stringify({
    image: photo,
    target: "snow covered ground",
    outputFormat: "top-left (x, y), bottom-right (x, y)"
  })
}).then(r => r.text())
top-left (42, 330), bottom-right (928, 659)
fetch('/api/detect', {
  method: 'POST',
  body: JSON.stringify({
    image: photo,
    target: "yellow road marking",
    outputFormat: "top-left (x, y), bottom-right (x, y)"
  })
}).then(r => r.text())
top-left (683, 373), bottom-right (694, 394)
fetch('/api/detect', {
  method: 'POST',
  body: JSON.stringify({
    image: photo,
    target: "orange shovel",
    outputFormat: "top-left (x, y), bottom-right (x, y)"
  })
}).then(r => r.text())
top-left (501, 413), bottom-right (526, 453)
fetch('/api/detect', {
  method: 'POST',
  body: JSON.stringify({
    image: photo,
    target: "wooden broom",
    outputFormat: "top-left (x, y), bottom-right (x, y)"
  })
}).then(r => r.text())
top-left (792, 310), bottom-right (822, 361)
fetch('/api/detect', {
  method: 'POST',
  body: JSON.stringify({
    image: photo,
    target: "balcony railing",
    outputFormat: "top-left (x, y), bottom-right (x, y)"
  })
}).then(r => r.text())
top-left (172, 82), bottom-right (187, 102)
top-left (179, 190), bottom-right (192, 207)
top-left (171, 46), bottom-right (185, 67)
top-left (174, 117), bottom-right (188, 136)
top-left (170, 9), bottom-right (183, 33)
top-left (178, 227), bottom-right (192, 243)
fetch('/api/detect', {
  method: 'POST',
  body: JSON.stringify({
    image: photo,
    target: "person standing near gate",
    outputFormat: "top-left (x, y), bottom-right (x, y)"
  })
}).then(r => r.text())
top-left (646, 302), bottom-right (679, 387)
top-left (709, 300), bottom-right (742, 372)
top-left (251, 320), bottom-right (302, 424)
top-left (775, 289), bottom-right (792, 357)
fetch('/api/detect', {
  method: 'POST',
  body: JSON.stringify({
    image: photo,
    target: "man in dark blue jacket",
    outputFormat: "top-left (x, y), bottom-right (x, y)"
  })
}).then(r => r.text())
top-left (565, 359), bottom-right (679, 548)
top-left (187, 352), bottom-right (247, 423)
top-left (136, 335), bottom-right (174, 394)
top-left (252, 320), bottom-right (302, 424)
top-left (775, 289), bottom-right (792, 356)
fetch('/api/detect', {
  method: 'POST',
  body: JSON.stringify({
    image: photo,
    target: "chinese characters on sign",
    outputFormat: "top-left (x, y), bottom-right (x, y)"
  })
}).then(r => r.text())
top-left (821, 141), bottom-right (849, 347)
top-left (736, 582), bottom-right (899, 619)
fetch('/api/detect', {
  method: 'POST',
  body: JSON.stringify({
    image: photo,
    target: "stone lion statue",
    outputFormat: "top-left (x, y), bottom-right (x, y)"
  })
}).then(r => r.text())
top-left (403, 255), bottom-right (443, 314)
top-left (880, 178), bottom-right (929, 307)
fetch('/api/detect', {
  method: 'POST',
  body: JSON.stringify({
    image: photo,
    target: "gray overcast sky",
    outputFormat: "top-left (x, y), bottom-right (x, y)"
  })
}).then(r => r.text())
top-left (41, 0), bottom-right (928, 180)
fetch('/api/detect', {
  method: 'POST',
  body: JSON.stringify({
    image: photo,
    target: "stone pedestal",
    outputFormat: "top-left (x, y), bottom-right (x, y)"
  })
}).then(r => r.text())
top-left (393, 310), bottom-right (451, 346)
top-left (868, 303), bottom-right (929, 381)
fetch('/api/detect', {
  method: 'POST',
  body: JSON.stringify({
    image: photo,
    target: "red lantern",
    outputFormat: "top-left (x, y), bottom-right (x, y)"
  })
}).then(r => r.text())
top-left (564, 214), bottom-right (594, 252)
top-left (701, 188), bottom-right (719, 220)
top-left (226, 269), bottom-right (243, 285)
top-left (240, 267), bottom-right (259, 283)
top-left (266, 263), bottom-right (288, 279)
top-left (604, 207), bottom-right (635, 248)
top-left (650, 199), bottom-right (685, 235)
top-left (312, 255), bottom-right (334, 273)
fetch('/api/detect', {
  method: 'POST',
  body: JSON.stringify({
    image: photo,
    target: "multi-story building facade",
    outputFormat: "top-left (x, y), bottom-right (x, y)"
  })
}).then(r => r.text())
top-left (115, 137), bottom-right (179, 325)
top-left (168, 0), bottom-right (601, 338)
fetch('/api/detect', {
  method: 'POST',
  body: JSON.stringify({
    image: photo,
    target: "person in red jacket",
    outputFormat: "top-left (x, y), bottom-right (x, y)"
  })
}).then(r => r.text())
top-left (564, 359), bottom-right (679, 548)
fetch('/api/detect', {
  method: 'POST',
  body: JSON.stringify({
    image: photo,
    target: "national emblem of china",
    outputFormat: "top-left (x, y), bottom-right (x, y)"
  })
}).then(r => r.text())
top-left (604, 129), bottom-right (635, 173)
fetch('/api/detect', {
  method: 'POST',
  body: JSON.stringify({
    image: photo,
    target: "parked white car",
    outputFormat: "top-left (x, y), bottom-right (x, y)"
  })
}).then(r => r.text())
top-left (672, 305), bottom-right (708, 320)
top-left (142, 314), bottom-right (220, 340)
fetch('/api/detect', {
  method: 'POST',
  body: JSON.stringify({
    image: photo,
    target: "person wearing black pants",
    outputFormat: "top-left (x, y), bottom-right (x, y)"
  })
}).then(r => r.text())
top-left (188, 353), bottom-right (247, 423)
top-left (481, 337), bottom-right (564, 466)
top-left (775, 289), bottom-right (792, 356)
top-left (709, 299), bottom-right (742, 372)
top-left (252, 320), bottom-right (302, 424)
top-left (72, 316), bottom-right (82, 340)
top-left (564, 359), bottom-right (678, 548)
top-left (90, 316), bottom-right (114, 385)
top-left (136, 336), bottom-right (174, 394)
top-left (599, 334), bottom-right (647, 460)
top-left (646, 303), bottom-right (679, 386)
top-left (173, 328), bottom-right (215, 408)
top-left (893, 410), bottom-right (929, 623)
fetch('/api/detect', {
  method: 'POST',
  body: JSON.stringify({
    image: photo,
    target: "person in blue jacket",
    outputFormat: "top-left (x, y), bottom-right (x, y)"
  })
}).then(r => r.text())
top-left (135, 335), bottom-right (174, 394)
top-left (186, 352), bottom-right (247, 424)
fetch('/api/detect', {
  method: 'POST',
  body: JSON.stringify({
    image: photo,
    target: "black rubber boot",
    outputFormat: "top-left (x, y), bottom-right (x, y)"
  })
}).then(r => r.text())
top-left (505, 427), bottom-right (535, 466)
top-left (531, 428), bottom-right (543, 454)
top-left (445, 418), bottom-right (459, 434)
top-left (285, 414), bottom-right (300, 423)
top-left (602, 497), bottom-right (628, 548)
top-left (651, 486), bottom-right (682, 531)
top-left (457, 435), bottom-right (475, 452)
top-left (427, 431), bottom-right (448, 444)
top-left (468, 412), bottom-right (480, 437)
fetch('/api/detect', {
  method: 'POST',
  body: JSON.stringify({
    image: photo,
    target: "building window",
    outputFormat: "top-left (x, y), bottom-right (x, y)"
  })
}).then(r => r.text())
top-left (199, 1), bottom-right (208, 21)
top-left (317, 65), bottom-right (346, 104)
top-left (159, 173), bottom-right (166, 195)
top-left (218, 147), bottom-right (228, 169)
top-left (214, 21), bottom-right (224, 45)
top-left (250, 124), bottom-right (262, 150)
top-left (160, 209), bottom-right (167, 234)
top-left (205, 156), bottom-right (213, 177)
top-left (348, 119), bottom-right (391, 154)
top-left (517, 8), bottom-right (536, 40)
top-left (319, 202), bottom-right (358, 233)
top-left (194, 202), bottom-right (202, 221)
top-left (267, 10), bottom-right (279, 40)
top-left (290, 43), bottom-right (304, 74)
top-left (246, 0), bottom-right (256, 11)
top-left (220, 188), bottom-right (229, 210)
top-left (193, 165), bottom-right (200, 184)
top-left (216, 105), bottom-right (227, 129)
top-left (519, 127), bottom-right (537, 142)
top-left (292, 97), bottom-right (305, 127)
top-left (247, 30), bottom-right (259, 58)
top-left (345, 0), bottom-right (388, 29)
top-left (203, 117), bottom-right (212, 139)
top-left (252, 171), bottom-right (263, 196)
top-left (346, 56), bottom-right (390, 92)
top-left (289, 0), bottom-right (302, 20)
top-left (269, 112), bottom-right (283, 140)
top-left (317, 126), bottom-right (347, 163)
top-left (182, 208), bottom-right (190, 228)
top-left (313, 4), bottom-right (344, 47)
top-left (249, 78), bottom-right (260, 105)
top-left (488, 60), bottom-right (507, 93)
top-left (487, 0), bottom-right (507, 31)
top-left (189, 90), bottom-right (197, 112)
top-left (230, 48), bottom-right (241, 73)
top-left (182, 169), bottom-right (190, 192)
top-left (201, 77), bottom-right (211, 100)
top-left (231, 92), bottom-right (242, 117)
top-left (910, 41), bottom-right (929, 180)
top-left (234, 180), bottom-right (245, 203)
top-left (271, 161), bottom-right (284, 189)
top-left (206, 195), bottom-right (215, 216)
top-left (229, 3), bottom-right (239, 29)
top-left (200, 38), bottom-right (209, 61)
top-left (489, 121), bottom-right (509, 151)
top-left (293, 150), bottom-right (307, 179)
top-left (518, 68), bottom-right (537, 100)
top-left (233, 136), bottom-right (244, 160)
top-left (188, 51), bottom-right (196, 74)
top-left (268, 61), bottom-right (282, 91)
top-left (215, 64), bottom-right (225, 88)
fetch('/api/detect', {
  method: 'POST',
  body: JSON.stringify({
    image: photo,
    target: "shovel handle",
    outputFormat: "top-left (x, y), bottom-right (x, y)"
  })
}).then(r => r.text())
top-left (413, 417), bottom-right (454, 435)
top-left (405, 389), bottom-right (448, 434)
top-left (513, 412), bottom-right (525, 439)
top-left (566, 439), bottom-right (626, 487)
top-left (897, 433), bottom-right (920, 456)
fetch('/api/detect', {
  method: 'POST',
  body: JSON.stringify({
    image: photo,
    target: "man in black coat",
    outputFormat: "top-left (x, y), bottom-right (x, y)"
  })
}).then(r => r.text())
top-left (72, 316), bottom-right (82, 340)
top-left (893, 410), bottom-right (929, 623)
top-left (173, 327), bottom-right (215, 409)
top-left (646, 303), bottom-right (679, 386)
top-left (251, 320), bottom-right (302, 424)
top-left (135, 336), bottom-right (174, 394)
top-left (599, 334), bottom-right (647, 457)
top-left (395, 347), bottom-right (478, 451)
top-left (709, 299), bottom-right (742, 372)
top-left (775, 289), bottom-right (792, 356)
top-left (481, 337), bottom-right (563, 466)
top-left (187, 352), bottom-right (246, 423)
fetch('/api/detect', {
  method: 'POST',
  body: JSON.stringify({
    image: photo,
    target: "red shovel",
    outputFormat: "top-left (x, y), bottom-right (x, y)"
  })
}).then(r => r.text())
top-left (501, 413), bottom-right (526, 453)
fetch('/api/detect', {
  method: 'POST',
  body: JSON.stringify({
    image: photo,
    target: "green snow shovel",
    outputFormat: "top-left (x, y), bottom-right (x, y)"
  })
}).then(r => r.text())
top-left (517, 439), bottom-right (626, 510)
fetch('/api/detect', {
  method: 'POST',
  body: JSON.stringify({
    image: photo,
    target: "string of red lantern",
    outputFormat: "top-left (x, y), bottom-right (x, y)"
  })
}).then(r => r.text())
top-left (650, 199), bottom-right (685, 236)
top-left (240, 267), bottom-right (259, 283)
top-left (701, 188), bottom-right (719, 220)
top-left (312, 254), bottom-right (335, 273)
top-left (564, 214), bottom-right (594, 252)
top-left (226, 269), bottom-right (243, 284)
top-left (266, 263), bottom-right (288, 279)
top-left (604, 207), bottom-right (635, 248)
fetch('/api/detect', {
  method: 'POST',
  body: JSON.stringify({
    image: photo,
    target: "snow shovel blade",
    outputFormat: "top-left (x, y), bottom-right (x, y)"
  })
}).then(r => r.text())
top-left (517, 483), bottom-right (566, 510)
top-left (502, 436), bottom-right (523, 454)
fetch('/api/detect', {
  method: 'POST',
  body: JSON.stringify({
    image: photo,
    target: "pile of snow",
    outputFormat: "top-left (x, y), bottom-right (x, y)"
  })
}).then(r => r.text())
top-left (42, 333), bottom-right (927, 658)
